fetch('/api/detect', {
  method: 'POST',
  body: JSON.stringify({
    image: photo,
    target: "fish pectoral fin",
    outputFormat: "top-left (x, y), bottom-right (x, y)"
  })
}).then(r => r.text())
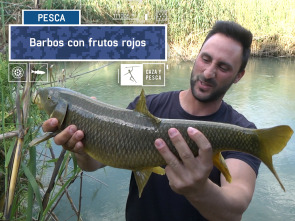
top-left (29, 131), bottom-right (58, 147)
top-left (213, 152), bottom-right (232, 183)
top-left (50, 100), bottom-right (68, 129)
top-left (134, 89), bottom-right (161, 125)
top-left (133, 167), bottom-right (165, 198)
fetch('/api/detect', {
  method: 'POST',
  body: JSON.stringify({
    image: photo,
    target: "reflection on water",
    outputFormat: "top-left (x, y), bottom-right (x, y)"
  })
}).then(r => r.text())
top-left (53, 58), bottom-right (295, 220)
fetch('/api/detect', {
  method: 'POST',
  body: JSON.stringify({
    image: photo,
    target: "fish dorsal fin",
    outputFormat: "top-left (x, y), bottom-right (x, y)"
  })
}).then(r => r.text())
top-left (135, 89), bottom-right (161, 124)
top-left (133, 166), bottom-right (165, 197)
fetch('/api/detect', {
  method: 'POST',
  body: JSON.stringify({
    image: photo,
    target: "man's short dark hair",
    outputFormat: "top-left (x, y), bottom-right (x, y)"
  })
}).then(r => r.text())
top-left (202, 21), bottom-right (253, 73)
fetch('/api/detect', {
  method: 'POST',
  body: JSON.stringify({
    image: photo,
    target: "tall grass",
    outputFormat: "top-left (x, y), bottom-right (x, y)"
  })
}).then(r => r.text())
top-left (147, 0), bottom-right (295, 59)
top-left (0, 54), bottom-right (83, 220)
top-left (60, 0), bottom-right (294, 59)
top-left (1, 0), bottom-right (295, 59)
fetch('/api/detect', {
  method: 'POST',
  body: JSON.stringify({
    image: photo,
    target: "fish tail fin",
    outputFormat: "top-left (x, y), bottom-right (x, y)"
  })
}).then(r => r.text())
top-left (256, 125), bottom-right (293, 191)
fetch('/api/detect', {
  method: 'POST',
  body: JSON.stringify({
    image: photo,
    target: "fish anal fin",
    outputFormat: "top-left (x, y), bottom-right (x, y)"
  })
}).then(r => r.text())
top-left (133, 170), bottom-right (152, 198)
top-left (134, 89), bottom-right (161, 124)
top-left (133, 167), bottom-right (165, 197)
top-left (213, 152), bottom-right (232, 183)
top-left (50, 101), bottom-right (68, 129)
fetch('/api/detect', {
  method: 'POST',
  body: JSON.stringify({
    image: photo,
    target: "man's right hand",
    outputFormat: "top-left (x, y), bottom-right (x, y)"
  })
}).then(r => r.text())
top-left (42, 118), bottom-right (104, 171)
top-left (42, 118), bottom-right (86, 155)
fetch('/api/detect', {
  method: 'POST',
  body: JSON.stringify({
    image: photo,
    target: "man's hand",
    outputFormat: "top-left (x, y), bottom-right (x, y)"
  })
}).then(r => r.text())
top-left (42, 118), bottom-right (103, 171)
top-left (42, 118), bottom-right (85, 155)
top-left (154, 127), bottom-right (213, 197)
top-left (155, 127), bottom-right (256, 221)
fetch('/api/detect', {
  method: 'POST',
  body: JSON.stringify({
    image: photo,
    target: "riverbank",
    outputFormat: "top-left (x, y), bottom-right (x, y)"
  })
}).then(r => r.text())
top-left (169, 33), bottom-right (295, 61)
top-left (1, 0), bottom-right (295, 61)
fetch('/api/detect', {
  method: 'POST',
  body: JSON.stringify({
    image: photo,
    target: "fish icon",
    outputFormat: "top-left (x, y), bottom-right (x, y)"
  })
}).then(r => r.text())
top-left (31, 70), bottom-right (46, 75)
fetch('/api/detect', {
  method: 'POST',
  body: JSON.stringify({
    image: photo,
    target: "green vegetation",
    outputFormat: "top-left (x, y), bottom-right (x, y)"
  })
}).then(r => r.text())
top-left (0, 0), bottom-right (294, 220)
top-left (1, 0), bottom-right (294, 59)
top-left (0, 54), bottom-right (83, 220)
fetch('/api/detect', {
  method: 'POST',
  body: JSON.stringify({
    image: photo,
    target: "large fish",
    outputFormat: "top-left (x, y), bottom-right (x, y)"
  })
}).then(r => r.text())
top-left (30, 87), bottom-right (293, 197)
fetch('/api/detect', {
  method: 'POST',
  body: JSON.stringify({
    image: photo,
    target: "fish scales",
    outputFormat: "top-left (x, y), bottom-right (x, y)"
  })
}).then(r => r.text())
top-left (59, 89), bottom-right (165, 169)
top-left (30, 87), bottom-right (293, 196)
top-left (58, 89), bottom-right (260, 170)
top-left (166, 121), bottom-right (260, 164)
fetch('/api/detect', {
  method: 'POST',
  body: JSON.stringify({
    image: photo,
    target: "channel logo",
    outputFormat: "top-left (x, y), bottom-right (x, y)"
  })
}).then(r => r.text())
top-left (120, 64), bottom-right (143, 86)
top-left (120, 63), bottom-right (165, 86)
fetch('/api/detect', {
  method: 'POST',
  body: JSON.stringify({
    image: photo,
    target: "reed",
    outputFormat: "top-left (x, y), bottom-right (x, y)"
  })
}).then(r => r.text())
top-left (0, 1), bottom-right (5, 45)
top-left (0, 55), bottom-right (83, 220)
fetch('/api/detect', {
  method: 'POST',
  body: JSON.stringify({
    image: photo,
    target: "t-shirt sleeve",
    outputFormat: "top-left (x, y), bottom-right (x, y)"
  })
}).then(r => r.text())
top-left (222, 151), bottom-right (261, 176)
top-left (127, 96), bottom-right (139, 110)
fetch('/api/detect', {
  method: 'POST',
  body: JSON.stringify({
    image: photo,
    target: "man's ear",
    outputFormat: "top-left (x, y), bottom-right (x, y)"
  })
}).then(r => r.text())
top-left (234, 70), bottom-right (245, 83)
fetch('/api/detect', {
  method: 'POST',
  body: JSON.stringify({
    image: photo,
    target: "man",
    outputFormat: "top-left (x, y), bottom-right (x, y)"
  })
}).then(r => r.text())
top-left (42, 21), bottom-right (260, 221)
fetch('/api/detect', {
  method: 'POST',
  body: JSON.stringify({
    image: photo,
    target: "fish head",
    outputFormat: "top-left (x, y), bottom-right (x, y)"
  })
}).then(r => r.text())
top-left (33, 88), bottom-right (59, 116)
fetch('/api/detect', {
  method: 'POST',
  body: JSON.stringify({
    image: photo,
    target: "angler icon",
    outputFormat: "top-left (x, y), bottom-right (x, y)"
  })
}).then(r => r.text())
top-left (124, 66), bottom-right (140, 83)
top-left (120, 64), bottom-right (143, 86)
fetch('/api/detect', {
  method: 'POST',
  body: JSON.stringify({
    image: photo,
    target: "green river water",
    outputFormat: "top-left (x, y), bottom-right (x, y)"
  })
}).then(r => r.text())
top-left (49, 58), bottom-right (295, 220)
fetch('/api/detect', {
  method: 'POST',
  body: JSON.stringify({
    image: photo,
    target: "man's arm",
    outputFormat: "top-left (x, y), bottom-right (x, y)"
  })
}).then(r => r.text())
top-left (42, 118), bottom-right (104, 171)
top-left (154, 127), bottom-right (256, 221)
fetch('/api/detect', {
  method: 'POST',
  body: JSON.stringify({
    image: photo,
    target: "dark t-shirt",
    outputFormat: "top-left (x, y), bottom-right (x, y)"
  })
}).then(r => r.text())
top-left (125, 91), bottom-right (261, 221)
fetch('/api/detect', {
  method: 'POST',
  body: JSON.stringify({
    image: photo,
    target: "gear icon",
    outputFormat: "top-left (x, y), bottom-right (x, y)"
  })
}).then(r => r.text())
top-left (11, 66), bottom-right (24, 79)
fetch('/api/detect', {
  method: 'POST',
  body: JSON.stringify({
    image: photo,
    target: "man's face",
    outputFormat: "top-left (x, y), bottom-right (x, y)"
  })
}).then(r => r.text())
top-left (190, 33), bottom-right (244, 103)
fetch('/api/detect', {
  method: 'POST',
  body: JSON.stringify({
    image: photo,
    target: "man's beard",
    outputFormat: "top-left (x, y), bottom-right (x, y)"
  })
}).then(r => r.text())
top-left (190, 71), bottom-right (235, 103)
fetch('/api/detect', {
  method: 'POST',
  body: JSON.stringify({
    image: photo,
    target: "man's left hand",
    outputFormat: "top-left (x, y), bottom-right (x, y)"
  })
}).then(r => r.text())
top-left (154, 127), bottom-right (213, 197)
